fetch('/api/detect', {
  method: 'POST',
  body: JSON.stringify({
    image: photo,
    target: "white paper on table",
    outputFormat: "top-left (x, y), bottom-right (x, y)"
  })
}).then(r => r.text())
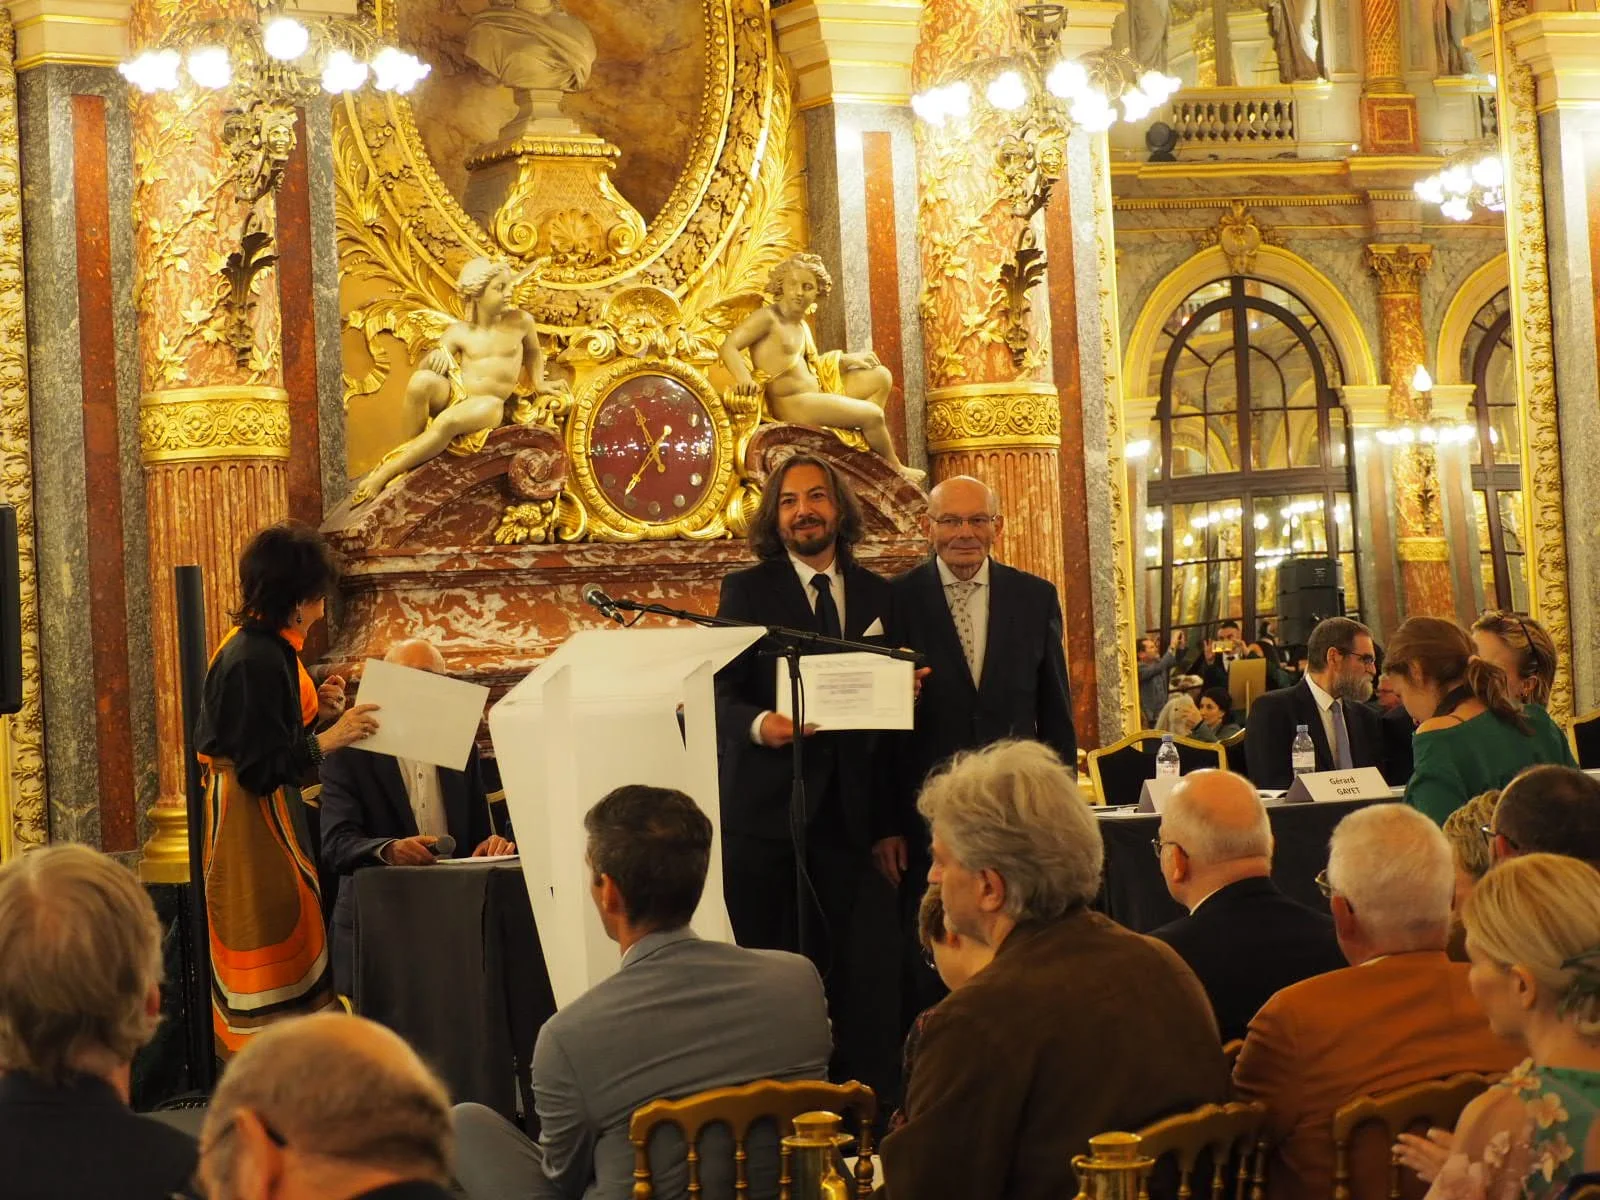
top-left (773, 652), bottom-right (913, 731)
top-left (351, 657), bottom-right (490, 771)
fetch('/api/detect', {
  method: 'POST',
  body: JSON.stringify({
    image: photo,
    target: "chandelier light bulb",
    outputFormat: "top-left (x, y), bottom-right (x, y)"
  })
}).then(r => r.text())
top-left (1139, 70), bottom-right (1181, 101)
top-left (1440, 164), bottom-right (1472, 195)
top-left (1414, 177), bottom-right (1445, 205)
top-left (911, 90), bottom-right (941, 125)
top-left (1411, 365), bottom-right (1433, 393)
top-left (1046, 58), bottom-right (1088, 100)
top-left (1070, 89), bottom-right (1116, 132)
top-left (119, 49), bottom-right (182, 93)
top-left (1471, 154), bottom-right (1504, 189)
top-left (263, 16), bottom-right (311, 62)
top-left (986, 69), bottom-right (1029, 112)
top-left (370, 46), bottom-right (431, 94)
top-left (321, 49), bottom-right (369, 93)
top-left (1440, 195), bottom-right (1473, 222)
top-left (1121, 87), bottom-right (1155, 121)
top-left (185, 46), bottom-right (232, 89)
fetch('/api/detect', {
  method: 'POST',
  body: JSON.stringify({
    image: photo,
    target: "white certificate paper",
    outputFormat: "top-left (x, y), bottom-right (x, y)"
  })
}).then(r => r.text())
top-left (351, 657), bottom-right (490, 771)
top-left (773, 652), bottom-right (914, 731)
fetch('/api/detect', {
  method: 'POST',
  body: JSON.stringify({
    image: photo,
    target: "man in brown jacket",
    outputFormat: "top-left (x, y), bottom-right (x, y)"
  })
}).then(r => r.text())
top-left (878, 740), bottom-right (1230, 1200)
top-left (1233, 803), bottom-right (1520, 1200)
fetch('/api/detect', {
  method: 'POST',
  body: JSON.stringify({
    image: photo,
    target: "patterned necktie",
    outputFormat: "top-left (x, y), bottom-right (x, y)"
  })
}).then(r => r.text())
top-left (1331, 699), bottom-right (1354, 770)
top-left (947, 580), bottom-right (980, 681)
top-left (811, 573), bottom-right (841, 640)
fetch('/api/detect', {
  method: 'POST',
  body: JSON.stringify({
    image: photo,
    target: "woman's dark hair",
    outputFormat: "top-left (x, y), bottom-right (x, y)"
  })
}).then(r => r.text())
top-left (233, 523), bottom-right (338, 631)
top-left (1384, 616), bottom-right (1529, 734)
top-left (1471, 611), bottom-right (1558, 707)
top-left (748, 453), bottom-right (864, 563)
top-left (584, 785), bottom-right (712, 931)
top-left (1201, 688), bottom-right (1234, 721)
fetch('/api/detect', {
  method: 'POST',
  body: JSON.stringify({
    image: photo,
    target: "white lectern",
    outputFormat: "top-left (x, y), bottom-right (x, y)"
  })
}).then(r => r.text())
top-left (489, 625), bottom-right (764, 1009)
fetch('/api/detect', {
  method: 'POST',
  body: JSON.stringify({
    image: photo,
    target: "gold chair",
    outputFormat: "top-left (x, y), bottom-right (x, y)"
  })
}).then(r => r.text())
top-left (1132, 1100), bottom-right (1268, 1200)
top-left (1222, 1039), bottom-right (1244, 1075)
top-left (1569, 707), bottom-right (1600, 770)
top-left (627, 1078), bottom-right (878, 1200)
top-left (1330, 1072), bottom-right (1499, 1200)
top-left (1088, 730), bottom-right (1225, 808)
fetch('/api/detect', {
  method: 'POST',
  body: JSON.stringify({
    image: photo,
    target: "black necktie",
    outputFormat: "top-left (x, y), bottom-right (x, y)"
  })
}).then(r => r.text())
top-left (811, 573), bottom-right (841, 640)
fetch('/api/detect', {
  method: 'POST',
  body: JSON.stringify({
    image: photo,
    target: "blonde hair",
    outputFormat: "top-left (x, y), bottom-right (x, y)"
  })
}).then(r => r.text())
top-left (1442, 789), bottom-right (1500, 882)
top-left (1471, 612), bottom-right (1557, 707)
top-left (1384, 616), bottom-right (1529, 733)
top-left (917, 739), bottom-right (1103, 921)
top-left (1463, 853), bottom-right (1600, 1037)
top-left (202, 1013), bottom-right (454, 1184)
top-left (0, 845), bottom-right (163, 1083)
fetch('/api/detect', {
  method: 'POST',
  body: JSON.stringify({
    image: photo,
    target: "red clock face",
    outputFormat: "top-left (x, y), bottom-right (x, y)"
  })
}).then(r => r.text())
top-left (590, 374), bottom-right (717, 523)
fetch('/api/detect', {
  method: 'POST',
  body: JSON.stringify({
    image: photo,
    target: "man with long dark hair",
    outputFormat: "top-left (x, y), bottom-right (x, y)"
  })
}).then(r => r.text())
top-left (713, 451), bottom-right (899, 1098)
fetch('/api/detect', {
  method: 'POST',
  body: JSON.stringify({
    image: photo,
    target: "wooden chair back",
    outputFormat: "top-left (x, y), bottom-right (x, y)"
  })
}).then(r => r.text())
top-left (1330, 1072), bottom-right (1497, 1200)
top-left (1088, 731), bottom-right (1225, 807)
top-left (1219, 730), bottom-right (1247, 778)
top-left (1570, 708), bottom-right (1600, 770)
top-left (1132, 1100), bottom-right (1268, 1200)
top-left (627, 1078), bottom-right (878, 1200)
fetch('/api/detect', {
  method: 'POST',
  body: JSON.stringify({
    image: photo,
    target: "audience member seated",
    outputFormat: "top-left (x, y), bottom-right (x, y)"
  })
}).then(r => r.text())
top-left (1155, 693), bottom-right (1203, 736)
top-left (0, 844), bottom-right (198, 1200)
top-left (1385, 617), bottom-right (1575, 824)
top-left (453, 784), bottom-right (830, 1200)
top-left (1139, 631), bottom-right (1186, 727)
top-left (320, 637), bottom-right (516, 996)
top-left (887, 884), bottom-right (994, 1134)
top-left (1233, 803), bottom-right (1521, 1200)
top-left (1442, 790), bottom-right (1501, 958)
top-left (1489, 765), bottom-right (1600, 869)
top-left (1393, 854), bottom-right (1600, 1198)
top-left (1472, 610), bottom-right (1561, 714)
top-left (1189, 688), bottom-right (1242, 743)
top-left (1244, 617), bottom-right (1388, 790)
top-left (1148, 771), bottom-right (1346, 1042)
top-left (196, 1012), bottom-right (456, 1200)
top-left (880, 740), bottom-right (1228, 1200)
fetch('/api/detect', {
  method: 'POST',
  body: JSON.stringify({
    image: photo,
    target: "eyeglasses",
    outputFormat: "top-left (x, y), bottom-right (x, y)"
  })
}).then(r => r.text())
top-left (1481, 824), bottom-right (1520, 851)
top-left (1151, 838), bottom-right (1183, 860)
top-left (1314, 869), bottom-right (1335, 899)
top-left (1336, 648), bottom-right (1377, 666)
top-left (198, 1110), bottom-right (288, 1162)
top-left (932, 515), bottom-right (996, 530)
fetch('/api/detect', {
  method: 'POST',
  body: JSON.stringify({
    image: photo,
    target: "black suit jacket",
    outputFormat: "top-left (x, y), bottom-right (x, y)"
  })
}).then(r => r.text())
top-left (714, 555), bottom-right (892, 845)
top-left (883, 558), bottom-right (1076, 844)
top-left (319, 745), bottom-right (503, 994)
top-left (1148, 876), bottom-right (1348, 1043)
top-left (1380, 702), bottom-right (1417, 785)
top-left (1243, 680), bottom-right (1386, 791)
top-left (0, 1072), bottom-right (198, 1200)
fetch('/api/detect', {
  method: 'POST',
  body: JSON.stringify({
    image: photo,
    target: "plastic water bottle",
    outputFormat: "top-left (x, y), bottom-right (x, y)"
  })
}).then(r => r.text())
top-left (1156, 734), bottom-right (1181, 779)
top-left (1292, 724), bottom-right (1316, 777)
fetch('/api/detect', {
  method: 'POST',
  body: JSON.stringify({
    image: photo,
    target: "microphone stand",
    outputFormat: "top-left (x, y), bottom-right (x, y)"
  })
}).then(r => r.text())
top-left (606, 596), bottom-right (917, 960)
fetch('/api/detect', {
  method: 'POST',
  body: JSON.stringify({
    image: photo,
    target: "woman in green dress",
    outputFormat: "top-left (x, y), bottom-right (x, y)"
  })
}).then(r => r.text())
top-left (1394, 853), bottom-right (1600, 1198)
top-left (1472, 611), bottom-right (1572, 752)
top-left (1383, 617), bottom-right (1574, 824)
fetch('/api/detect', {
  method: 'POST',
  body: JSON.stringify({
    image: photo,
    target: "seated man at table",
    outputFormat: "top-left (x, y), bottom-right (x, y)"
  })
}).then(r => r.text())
top-left (320, 637), bottom-right (514, 996)
top-left (1232, 803), bottom-right (1520, 1200)
top-left (1148, 770), bottom-right (1345, 1042)
top-left (879, 740), bottom-right (1228, 1200)
top-left (1489, 763), bottom-right (1600, 867)
top-left (452, 784), bottom-right (831, 1200)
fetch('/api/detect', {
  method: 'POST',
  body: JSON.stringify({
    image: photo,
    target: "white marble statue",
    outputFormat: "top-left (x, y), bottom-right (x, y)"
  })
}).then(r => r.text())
top-left (465, 0), bottom-right (597, 94)
top-left (1267, 0), bottom-right (1322, 82)
top-left (1433, 0), bottom-right (1469, 76)
top-left (1127, 0), bottom-right (1172, 74)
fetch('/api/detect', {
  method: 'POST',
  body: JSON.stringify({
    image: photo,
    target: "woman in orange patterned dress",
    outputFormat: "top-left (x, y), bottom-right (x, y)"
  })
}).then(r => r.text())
top-left (193, 523), bottom-right (379, 1055)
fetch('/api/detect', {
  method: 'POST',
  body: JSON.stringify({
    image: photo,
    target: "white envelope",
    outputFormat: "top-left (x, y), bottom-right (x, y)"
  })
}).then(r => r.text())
top-left (350, 658), bottom-right (490, 772)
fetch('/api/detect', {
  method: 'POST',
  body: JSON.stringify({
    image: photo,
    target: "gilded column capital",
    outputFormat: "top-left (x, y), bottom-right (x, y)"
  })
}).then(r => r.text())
top-left (139, 385), bottom-right (292, 463)
top-left (1365, 243), bottom-right (1434, 296)
top-left (1502, 11), bottom-right (1600, 112)
top-left (7, 0), bottom-right (130, 71)
top-left (773, 1), bottom-right (921, 111)
top-left (926, 382), bottom-right (1061, 453)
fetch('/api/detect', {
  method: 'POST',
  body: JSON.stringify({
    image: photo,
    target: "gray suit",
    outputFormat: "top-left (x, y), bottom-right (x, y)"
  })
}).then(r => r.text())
top-left (454, 927), bottom-right (832, 1200)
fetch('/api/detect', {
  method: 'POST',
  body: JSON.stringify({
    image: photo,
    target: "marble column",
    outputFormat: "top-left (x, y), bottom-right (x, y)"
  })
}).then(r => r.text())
top-left (129, 0), bottom-right (291, 881)
top-left (773, 1), bottom-right (928, 469)
top-left (1462, 9), bottom-right (1596, 722)
top-left (1365, 243), bottom-right (1454, 619)
top-left (1359, 0), bottom-right (1420, 152)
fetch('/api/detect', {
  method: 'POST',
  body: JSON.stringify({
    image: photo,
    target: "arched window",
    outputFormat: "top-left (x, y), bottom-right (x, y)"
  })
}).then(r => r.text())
top-left (1461, 289), bottom-right (1528, 612)
top-left (1142, 276), bottom-right (1359, 642)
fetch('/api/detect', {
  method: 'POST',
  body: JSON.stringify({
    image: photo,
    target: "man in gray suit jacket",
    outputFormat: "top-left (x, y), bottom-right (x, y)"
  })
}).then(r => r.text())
top-left (453, 784), bottom-right (832, 1200)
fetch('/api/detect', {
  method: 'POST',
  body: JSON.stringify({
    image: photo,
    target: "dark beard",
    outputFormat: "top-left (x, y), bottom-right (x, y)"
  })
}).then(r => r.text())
top-left (784, 523), bottom-right (835, 557)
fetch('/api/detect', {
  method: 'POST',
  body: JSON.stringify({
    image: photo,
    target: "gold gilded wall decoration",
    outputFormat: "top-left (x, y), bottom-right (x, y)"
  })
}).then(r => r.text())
top-left (0, 10), bottom-right (46, 860)
top-left (1199, 201), bottom-right (1283, 276)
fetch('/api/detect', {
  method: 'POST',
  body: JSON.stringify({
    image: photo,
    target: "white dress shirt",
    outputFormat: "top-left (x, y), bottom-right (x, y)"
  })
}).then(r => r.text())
top-left (396, 756), bottom-right (448, 839)
top-left (1304, 675), bottom-right (1339, 758)
top-left (749, 553), bottom-right (846, 744)
top-left (936, 555), bottom-right (991, 683)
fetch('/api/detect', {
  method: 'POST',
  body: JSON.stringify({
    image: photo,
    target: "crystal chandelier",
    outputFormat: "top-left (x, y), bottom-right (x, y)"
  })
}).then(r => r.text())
top-left (1414, 142), bottom-right (1505, 222)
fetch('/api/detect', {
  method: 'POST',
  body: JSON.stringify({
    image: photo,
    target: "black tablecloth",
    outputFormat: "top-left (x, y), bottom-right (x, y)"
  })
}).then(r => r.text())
top-left (353, 862), bottom-right (554, 1128)
top-left (1095, 798), bottom-right (1377, 932)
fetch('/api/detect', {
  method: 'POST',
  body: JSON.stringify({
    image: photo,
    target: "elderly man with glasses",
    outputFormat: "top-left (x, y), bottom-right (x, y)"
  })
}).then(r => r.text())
top-left (1233, 804), bottom-right (1519, 1200)
top-left (1486, 763), bottom-right (1600, 868)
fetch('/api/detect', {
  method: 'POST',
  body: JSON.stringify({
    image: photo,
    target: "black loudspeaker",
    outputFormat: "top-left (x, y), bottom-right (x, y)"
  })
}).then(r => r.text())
top-left (1276, 556), bottom-right (1343, 647)
top-left (0, 505), bottom-right (20, 715)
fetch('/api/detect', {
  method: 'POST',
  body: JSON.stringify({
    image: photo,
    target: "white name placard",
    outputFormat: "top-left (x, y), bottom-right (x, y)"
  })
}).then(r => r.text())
top-left (1138, 775), bottom-right (1182, 813)
top-left (1283, 767), bottom-right (1392, 804)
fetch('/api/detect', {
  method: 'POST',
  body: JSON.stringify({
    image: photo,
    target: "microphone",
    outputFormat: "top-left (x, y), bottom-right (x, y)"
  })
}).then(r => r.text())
top-left (428, 834), bottom-right (456, 858)
top-left (582, 584), bottom-right (625, 624)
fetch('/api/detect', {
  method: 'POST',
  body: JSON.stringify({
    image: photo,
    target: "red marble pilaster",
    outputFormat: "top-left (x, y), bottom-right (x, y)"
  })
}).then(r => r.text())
top-left (861, 130), bottom-right (907, 457)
